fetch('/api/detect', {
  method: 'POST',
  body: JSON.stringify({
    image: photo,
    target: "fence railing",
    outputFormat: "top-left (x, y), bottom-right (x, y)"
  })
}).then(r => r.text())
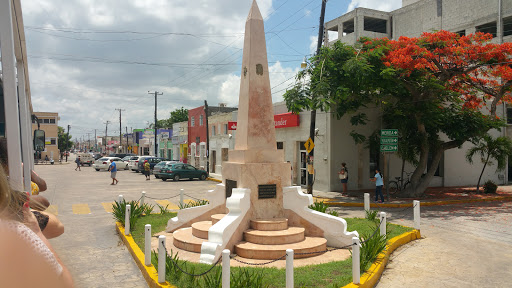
top-left (117, 191), bottom-right (421, 287)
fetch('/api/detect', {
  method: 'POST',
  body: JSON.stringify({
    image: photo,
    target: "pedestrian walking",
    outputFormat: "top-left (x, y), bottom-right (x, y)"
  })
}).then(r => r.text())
top-left (108, 159), bottom-right (118, 185)
top-left (338, 162), bottom-right (348, 194)
top-left (44, 155), bottom-right (49, 164)
top-left (74, 156), bottom-right (81, 171)
top-left (370, 168), bottom-right (384, 203)
top-left (144, 160), bottom-right (151, 180)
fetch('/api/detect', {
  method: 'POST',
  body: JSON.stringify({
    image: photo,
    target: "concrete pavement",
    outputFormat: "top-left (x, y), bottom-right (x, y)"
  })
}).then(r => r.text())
top-left (35, 157), bottom-right (218, 288)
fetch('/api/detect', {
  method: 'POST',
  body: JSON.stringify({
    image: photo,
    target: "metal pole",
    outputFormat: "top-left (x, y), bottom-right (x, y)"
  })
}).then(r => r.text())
top-left (149, 91), bottom-right (163, 156)
top-left (66, 125), bottom-right (70, 162)
top-left (286, 249), bottom-right (294, 288)
top-left (307, 0), bottom-right (327, 195)
top-left (222, 249), bottom-right (230, 288)
top-left (158, 235), bottom-right (166, 283)
top-left (204, 100), bottom-right (210, 173)
top-left (145, 224), bottom-right (151, 266)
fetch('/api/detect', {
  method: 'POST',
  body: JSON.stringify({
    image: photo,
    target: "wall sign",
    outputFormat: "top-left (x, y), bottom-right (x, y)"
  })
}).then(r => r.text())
top-left (258, 184), bottom-right (277, 199)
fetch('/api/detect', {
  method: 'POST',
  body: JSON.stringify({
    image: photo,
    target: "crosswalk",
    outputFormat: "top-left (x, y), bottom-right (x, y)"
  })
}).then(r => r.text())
top-left (43, 199), bottom-right (202, 215)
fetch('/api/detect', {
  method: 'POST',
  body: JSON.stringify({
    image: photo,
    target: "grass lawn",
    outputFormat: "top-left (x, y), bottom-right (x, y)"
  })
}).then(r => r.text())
top-left (130, 213), bottom-right (414, 288)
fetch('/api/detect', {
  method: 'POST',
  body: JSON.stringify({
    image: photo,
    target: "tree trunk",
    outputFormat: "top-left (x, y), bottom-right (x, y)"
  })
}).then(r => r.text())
top-left (399, 147), bottom-right (444, 198)
top-left (476, 154), bottom-right (490, 193)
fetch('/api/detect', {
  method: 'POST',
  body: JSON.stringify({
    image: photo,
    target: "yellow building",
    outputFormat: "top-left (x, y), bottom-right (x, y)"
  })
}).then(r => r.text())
top-left (31, 112), bottom-right (60, 161)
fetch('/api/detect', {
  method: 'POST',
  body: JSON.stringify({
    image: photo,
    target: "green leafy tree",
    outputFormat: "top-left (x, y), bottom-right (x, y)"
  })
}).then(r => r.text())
top-left (466, 134), bottom-right (512, 192)
top-left (284, 31), bottom-right (512, 197)
top-left (57, 126), bottom-right (72, 157)
top-left (153, 107), bottom-right (189, 128)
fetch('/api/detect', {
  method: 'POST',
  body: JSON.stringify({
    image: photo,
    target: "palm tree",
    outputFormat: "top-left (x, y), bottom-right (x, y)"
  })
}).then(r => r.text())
top-left (466, 134), bottom-right (512, 192)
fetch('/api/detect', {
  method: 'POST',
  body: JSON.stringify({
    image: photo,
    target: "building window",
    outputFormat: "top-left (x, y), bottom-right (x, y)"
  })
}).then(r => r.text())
top-left (200, 115), bottom-right (203, 126)
top-left (224, 124), bottom-right (228, 134)
top-left (507, 107), bottom-right (512, 124)
top-left (191, 116), bottom-right (195, 127)
top-left (476, 21), bottom-right (497, 38)
top-left (342, 19), bottom-right (354, 36)
top-left (277, 142), bottom-right (283, 149)
top-left (212, 125), bottom-right (216, 136)
top-left (50, 138), bottom-right (56, 145)
top-left (455, 30), bottom-right (465, 37)
top-left (363, 17), bottom-right (387, 33)
top-left (49, 119), bottom-right (56, 124)
top-left (196, 137), bottom-right (200, 156)
top-left (504, 16), bottom-right (512, 37)
top-left (43, 119), bottom-right (50, 124)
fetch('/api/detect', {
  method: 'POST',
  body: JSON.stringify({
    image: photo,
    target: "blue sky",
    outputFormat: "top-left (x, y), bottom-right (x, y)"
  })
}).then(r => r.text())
top-left (21, 0), bottom-right (401, 141)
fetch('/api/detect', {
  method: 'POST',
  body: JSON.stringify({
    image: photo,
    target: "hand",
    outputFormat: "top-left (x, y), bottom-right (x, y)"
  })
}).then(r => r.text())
top-left (22, 199), bottom-right (41, 234)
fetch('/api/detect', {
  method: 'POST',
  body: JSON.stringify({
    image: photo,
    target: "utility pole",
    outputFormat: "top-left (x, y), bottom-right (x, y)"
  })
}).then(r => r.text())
top-left (204, 100), bottom-right (210, 173)
top-left (94, 129), bottom-right (97, 152)
top-left (126, 127), bottom-right (128, 153)
top-left (66, 125), bottom-right (70, 162)
top-left (86, 133), bottom-right (91, 151)
top-left (148, 91), bottom-right (162, 156)
top-left (115, 108), bottom-right (125, 153)
top-left (104, 121), bottom-right (111, 153)
top-left (306, 0), bottom-right (327, 195)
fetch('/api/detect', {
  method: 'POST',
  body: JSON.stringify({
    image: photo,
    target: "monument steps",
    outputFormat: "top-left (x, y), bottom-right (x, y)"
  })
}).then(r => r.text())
top-left (191, 221), bottom-right (211, 239)
top-left (250, 218), bottom-right (288, 231)
top-left (235, 237), bottom-right (327, 259)
top-left (173, 227), bottom-right (203, 253)
top-left (243, 227), bottom-right (305, 245)
top-left (211, 214), bottom-right (226, 225)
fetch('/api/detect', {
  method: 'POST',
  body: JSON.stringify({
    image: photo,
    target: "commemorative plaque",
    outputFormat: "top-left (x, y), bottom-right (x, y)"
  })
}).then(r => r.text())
top-left (258, 184), bottom-right (276, 199)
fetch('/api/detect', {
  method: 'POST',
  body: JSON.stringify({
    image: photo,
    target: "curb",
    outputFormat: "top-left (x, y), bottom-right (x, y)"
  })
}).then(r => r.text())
top-left (342, 229), bottom-right (421, 288)
top-left (116, 222), bottom-right (175, 288)
top-left (207, 177), bottom-right (222, 183)
top-left (317, 196), bottom-right (512, 208)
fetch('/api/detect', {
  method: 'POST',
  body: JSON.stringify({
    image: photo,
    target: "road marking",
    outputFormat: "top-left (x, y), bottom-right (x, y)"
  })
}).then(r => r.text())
top-left (155, 200), bottom-right (179, 210)
top-left (72, 203), bottom-right (91, 214)
top-left (102, 202), bottom-right (115, 213)
top-left (46, 205), bottom-right (58, 215)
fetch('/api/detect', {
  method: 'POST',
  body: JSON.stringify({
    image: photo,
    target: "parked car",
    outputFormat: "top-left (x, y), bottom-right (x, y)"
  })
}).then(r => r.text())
top-left (77, 153), bottom-right (94, 166)
top-left (136, 157), bottom-right (165, 173)
top-left (159, 163), bottom-right (208, 181)
top-left (153, 161), bottom-right (180, 179)
top-left (134, 156), bottom-right (155, 172)
top-left (92, 157), bottom-right (129, 171)
top-left (93, 153), bottom-right (102, 160)
top-left (127, 156), bottom-right (143, 172)
top-left (109, 153), bottom-right (135, 159)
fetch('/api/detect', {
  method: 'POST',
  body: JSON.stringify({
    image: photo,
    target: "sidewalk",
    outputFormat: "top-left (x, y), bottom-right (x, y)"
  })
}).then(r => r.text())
top-left (207, 173), bottom-right (512, 207)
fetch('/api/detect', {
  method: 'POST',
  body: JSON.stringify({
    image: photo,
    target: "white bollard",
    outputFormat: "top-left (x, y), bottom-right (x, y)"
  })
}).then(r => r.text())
top-left (413, 200), bottom-right (420, 230)
top-left (364, 193), bottom-right (370, 212)
top-left (379, 212), bottom-right (387, 238)
top-left (118, 194), bottom-right (124, 203)
top-left (352, 237), bottom-right (360, 284)
top-left (140, 191), bottom-right (146, 206)
top-left (145, 224), bottom-right (151, 266)
top-left (222, 249), bottom-right (230, 288)
top-left (158, 235), bottom-right (166, 283)
top-left (286, 249), bottom-right (294, 288)
top-left (180, 189), bottom-right (184, 207)
top-left (125, 204), bottom-right (131, 235)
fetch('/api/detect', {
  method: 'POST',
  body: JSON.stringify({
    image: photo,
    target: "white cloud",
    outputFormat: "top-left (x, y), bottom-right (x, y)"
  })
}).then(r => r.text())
top-left (347, 0), bottom-right (402, 12)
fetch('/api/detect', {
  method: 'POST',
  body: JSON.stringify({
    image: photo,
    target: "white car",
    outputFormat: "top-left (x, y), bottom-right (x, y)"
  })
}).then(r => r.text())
top-left (92, 157), bottom-right (128, 171)
top-left (128, 156), bottom-right (144, 172)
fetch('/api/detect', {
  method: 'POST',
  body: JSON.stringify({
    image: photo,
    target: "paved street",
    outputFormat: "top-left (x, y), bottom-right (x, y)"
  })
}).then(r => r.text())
top-left (35, 157), bottom-right (218, 288)
top-left (35, 158), bottom-right (512, 287)
top-left (330, 201), bottom-right (512, 287)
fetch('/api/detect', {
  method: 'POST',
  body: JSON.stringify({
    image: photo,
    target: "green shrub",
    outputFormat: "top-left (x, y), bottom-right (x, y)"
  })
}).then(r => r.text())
top-left (112, 199), bottom-right (146, 229)
top-left (483, 180), bottom-right (498, 194)
top-left (178, 199), bottom-right (210, 209)
top-left (358, 225), bottom-right (388, 272)
top-left (365, 209), bottom-right (379, 223)
top-left (309, 201), bottom-right (329, 213)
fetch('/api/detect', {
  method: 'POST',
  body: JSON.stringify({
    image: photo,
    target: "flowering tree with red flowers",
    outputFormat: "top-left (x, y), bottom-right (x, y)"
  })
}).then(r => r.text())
top-left (284, 31), bottom-right (512, 197)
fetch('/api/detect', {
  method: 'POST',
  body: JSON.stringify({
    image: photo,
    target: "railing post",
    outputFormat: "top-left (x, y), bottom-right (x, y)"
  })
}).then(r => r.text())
top-left (145, 224), bottom-right (151, 266)
top-left (222, 249), bottom-right (230, 288)
top-left (379, 211), bottom-right (387, 238)
top-left (364, 193), bottom-right (370, 212)
top-left (413, 200), bottom-right (420, 230)
top-left (352, 237), bottom-right (360, 284)
top-left (158, 235), bottom-right (166, 283)
top-left (118, 194), bottom-right (124, 203)
top-left (141, 191), bottom-right (146, 206)
top-left (125, 204), bottom-right (131, 235)
top-left (286, 249), bottom-right (294, 288)
top-left (180, 189), bottom-right (184, 207)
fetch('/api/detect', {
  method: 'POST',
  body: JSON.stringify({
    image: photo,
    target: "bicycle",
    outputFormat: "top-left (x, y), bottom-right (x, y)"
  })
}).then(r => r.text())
top-left (389, 172), bottom-right (412, 195)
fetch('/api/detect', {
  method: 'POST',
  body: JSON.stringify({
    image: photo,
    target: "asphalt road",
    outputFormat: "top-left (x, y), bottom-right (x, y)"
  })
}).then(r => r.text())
top-left (35, 157), bottom-right (218, 288)
top-left (35, 157), bottom-right (512, 287)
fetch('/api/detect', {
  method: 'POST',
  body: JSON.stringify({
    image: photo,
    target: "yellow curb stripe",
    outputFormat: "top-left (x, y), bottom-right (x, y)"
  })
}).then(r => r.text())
top-left (72, 203), bottom-right (91, 214)
top-left (155, 200), bottom-right (179, 210)
top-left (102, 202), bottom-right (115, 213)
top-left (207, 177), bottom-right (222, 183)
top-left (45, 205), bottom-right (58, 216)
top-left (326, 196), bottom-right (512, 208)
top-left (116, 223), bottom-right (175, 288)
top-left (342, 230), bottom-right (421, 288)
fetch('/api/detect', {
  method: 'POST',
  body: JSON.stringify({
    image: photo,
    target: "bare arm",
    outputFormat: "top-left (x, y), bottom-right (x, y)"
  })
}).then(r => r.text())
top-left (31, 170), bottom-right (47, 192)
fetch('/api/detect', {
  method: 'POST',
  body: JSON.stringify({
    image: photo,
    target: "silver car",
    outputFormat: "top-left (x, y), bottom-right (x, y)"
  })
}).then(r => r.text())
top-left (92, 157), bottom-right (128, 171)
